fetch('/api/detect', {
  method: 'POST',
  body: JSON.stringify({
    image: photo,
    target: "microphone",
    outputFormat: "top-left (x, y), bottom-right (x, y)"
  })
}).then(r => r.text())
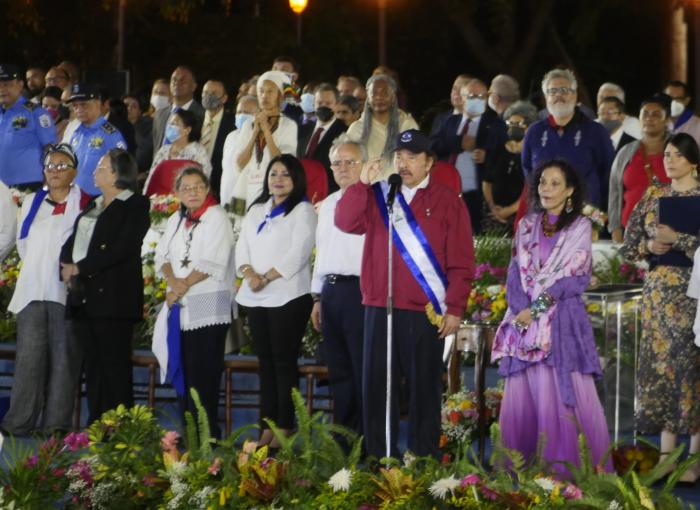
top-left (386, 173), bottom-right (402, 209)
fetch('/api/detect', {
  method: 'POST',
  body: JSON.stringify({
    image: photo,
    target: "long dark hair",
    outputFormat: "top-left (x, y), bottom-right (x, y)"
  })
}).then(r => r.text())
top-left (249, 154), bottom-right (307, 215)
top-left (528, 158), bottom-right (586, 232)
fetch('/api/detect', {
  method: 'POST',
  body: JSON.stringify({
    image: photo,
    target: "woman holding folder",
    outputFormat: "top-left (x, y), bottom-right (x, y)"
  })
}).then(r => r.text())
top-left (621, 132), bottom-right (700, 484)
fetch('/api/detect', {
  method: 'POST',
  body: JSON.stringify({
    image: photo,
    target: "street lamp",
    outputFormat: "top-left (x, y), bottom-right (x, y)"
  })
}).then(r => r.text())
top-left (289, 0), bottom-right (308, 45)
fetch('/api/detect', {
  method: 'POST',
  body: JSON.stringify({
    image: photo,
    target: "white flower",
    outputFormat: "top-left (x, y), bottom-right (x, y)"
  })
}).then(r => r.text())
top-left (534, 477), bottom-right (556, 492)
top-left (607, 501), bottom-right (622, 510)
top-left (403, 450), bottom-right (416, 468)
top-left (428, 475), bottom-right (460, 500)
top-left (328, 468), bottom-right (353, 492)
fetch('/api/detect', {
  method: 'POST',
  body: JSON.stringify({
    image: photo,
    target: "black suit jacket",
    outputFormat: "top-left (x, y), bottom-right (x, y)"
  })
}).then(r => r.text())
top-left (297, 118), bottom-right (347, 193)
top-left (60, 193), bottom-right (151, 321)
top-left (430, 107), bottom-right (507, 183)
top-left (615, 131), bottom-right (637, 155)
top-left (209, 111), bottom-right (236, 200)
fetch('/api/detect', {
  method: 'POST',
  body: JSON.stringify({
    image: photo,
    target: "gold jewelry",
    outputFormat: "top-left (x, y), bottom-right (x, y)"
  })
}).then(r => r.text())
top-left (565, 196), bottom-right (573, 213)
top-left (541, 213), bottom-right (557, 237)
top-left (692, 167), bottom-right (698, 179)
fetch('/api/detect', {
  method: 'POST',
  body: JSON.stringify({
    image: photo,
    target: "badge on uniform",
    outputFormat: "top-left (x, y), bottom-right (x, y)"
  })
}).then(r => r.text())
top-left (39, 114), bottom-right (51, 128)
top-left (89, 136), bottom-right (105, 149)
top-left (11, 115), bottom-right (28, 130)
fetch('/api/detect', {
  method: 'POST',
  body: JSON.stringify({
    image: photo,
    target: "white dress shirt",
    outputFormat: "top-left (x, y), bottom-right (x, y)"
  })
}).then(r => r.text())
top-left (155, 205), bottom-right (235, 330)
top-left (235, 199), bottom-right (316, 307)
top-left (311, 190), bottom-right (364, 294)
top-left (220, 129), bottom-right (242, 207)
top-left (400, 174), bottom-right (430, 204)
top-left (0, 182), bottom-right (15, 261)
top-left (8, 185), bottom-right (84, 313)
top-left (454, 114), bottom-right (481, 192)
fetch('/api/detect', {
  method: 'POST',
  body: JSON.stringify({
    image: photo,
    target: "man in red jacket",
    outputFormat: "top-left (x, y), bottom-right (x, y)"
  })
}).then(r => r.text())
top-left (335, 129), bottom-right (475, 459)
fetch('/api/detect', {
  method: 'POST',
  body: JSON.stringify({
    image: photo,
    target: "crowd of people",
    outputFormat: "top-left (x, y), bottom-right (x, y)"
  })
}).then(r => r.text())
top-left (0, 57), bottom-right (699, 482)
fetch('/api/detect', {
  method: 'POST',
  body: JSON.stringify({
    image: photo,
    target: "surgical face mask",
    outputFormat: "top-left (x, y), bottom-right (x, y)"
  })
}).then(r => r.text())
top-left (202, 93), bottom-right (223, 110)
top-left (235, 113), bottom-right (253, 130)
top-left (300, 92), bottom-right (315, 114)
top-left (487, 94), bottom-right (498, 112)
top-left (600, 119), bottom-right (622, 133)
top-left (671, 99), bottom-right (686, 117)
top-left (165, 124), bottom-right (181, 143)
top-left (46, 107), bottom-right (59, 121)
top-left (507, 126), bottom-right (526, 142)
top-left (464, 98), bottom-right (486, 117)
top-left (150, 94), bottom-right (170, 110)
top-left (315, 106), bottom-right (334, 123)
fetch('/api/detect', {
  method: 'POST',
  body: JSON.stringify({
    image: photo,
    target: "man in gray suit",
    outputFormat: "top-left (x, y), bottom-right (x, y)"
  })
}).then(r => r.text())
top-left (152, 65), bottom-right (205, 154)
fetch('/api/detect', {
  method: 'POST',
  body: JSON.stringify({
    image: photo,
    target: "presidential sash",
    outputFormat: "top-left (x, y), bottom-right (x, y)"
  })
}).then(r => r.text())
top-left (372, 181), bottom-right (448, 323)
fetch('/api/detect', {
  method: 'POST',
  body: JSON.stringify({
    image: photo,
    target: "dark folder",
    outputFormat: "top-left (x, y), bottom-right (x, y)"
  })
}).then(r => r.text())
top-left (656, 195), bottom-right (700, 267)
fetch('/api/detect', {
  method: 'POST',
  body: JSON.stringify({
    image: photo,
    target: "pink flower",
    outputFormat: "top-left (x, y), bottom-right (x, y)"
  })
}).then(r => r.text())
top-left (160, 430), bottom-right (180, 452)
top-left (63, 432), bottom-right (89, 451)
top-left (480, 485), bottom-right (498, 500)
top-left (563, 483), bottom-right (582, 499)
top-left (208, 457), bottom-right (222, 476)
top-left (461, 473), bottom-right (481, 487)
top-left (25, 454), bottom-right (38, 468)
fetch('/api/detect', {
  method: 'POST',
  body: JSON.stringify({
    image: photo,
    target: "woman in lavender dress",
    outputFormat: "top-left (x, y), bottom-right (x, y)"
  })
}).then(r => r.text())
top-left (491, 159), bottom-right (612, 477)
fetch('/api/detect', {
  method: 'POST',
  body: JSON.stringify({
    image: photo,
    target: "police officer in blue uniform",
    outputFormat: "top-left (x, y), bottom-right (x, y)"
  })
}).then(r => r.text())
top-left (67, 83), bottom-right (126, 195)
top-left (0, 63), bottom-right (57, 190)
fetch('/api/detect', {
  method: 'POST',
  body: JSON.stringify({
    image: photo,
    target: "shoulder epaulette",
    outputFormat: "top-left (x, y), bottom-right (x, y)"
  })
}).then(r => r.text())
top-left (101, 122), bottom-right (116, 134)
top-left (22, 102), bottom-right (38, 112)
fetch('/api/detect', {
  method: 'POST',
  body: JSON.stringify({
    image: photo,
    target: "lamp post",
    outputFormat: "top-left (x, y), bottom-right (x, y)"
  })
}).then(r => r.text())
top-left (378, 0), bottom-right (387, 66)
top-left (289, 0), bottom-right (308, 45)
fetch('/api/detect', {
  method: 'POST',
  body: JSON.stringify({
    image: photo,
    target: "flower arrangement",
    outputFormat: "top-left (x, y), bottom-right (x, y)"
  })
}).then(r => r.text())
top-left (1, 397), bottom-right (698, 509)
top-left (0, 249), bottom-right (20, 341)
top-left (592, 251), bottom-right (645, 286)
top-left (583, 203), bottom-right (608, 231)
top-left (612, 443), bottom-right (660, 476)
top-left (465, 263), bottom-right (508, 323)
top-left (149, 193), bottom-right (181, 226)
top-left (440, 386), bottom-right (503, 461)
top-left (134, 245), bottom-right (167, 346)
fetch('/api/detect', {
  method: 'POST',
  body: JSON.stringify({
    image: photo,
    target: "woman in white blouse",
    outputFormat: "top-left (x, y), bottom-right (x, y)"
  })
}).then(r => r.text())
top-left (143, 109), bottom-right (212, 196)
top-left (235, 154), bottom-right (316, 447)
top-left (156, 167), bottom-right (235, 438)
top-left (226, 71), bottom-right (297, 215)
top-left (2, 144), bottom-right (90, 435)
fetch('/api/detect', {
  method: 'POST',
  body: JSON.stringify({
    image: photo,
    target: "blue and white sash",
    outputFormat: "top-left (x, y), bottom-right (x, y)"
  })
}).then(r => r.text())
top-left (372, 181), bottom-right (448, 315)
top-left (18, 188), bottom-right (48, 240)
top-left (152, 302), bottom-right (185, 397)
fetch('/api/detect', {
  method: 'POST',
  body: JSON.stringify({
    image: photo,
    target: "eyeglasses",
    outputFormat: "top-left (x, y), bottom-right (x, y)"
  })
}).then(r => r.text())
top-left (179, 184), bottom-right (208, 194)
top-left (44, 162), bottom-right (75, 172)
top-left (506, 120), bottom-right (527, 128)
top-left (640, 110), bottom-right (665, 120)
top-left (330, 159), bottom-right (361, 168)
top-left (545, 87), bottom-right (575, 96)
top-left (462, 93), bottom-right (486, 100)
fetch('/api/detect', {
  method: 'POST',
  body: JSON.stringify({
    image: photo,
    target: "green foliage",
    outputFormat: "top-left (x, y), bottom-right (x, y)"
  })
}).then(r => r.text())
top-left (473, 235), bottom-right (512, 268)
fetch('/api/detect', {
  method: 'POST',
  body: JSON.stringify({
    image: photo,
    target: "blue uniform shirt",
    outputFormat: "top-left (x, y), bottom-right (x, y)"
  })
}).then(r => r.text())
top-left (70, 116), bottom-right (126, 195)
top-left (521, 109), bottom-right (614, 207)
top-left (0, 96), bottom-right (57, 186)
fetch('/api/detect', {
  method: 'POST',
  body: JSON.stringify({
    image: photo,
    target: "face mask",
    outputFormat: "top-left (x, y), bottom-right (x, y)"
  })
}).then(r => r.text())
top-left (165, 124), bottom-right (181, 143)
top-left (300, 93), bottom-right (315, 114)
top-left (671, 99), bottom-right (685, 117)
top-left (600, 119), bottom-right (622, 133)
top-left (464, 98), bottom-right (486, 117)
top-left (150, 94), bottom-right (170, 110)
top-left (46, 107), bottom-right (59, 122)
top-left (202, 93), bottom-right (223, 110)
top-left (315, 106), bottom-right (334, 123)
top-left (507, 126), bottom-right (526, 142)
top-left (235, 113), bottom-right (253, 130)
top-left (487, 95), bottom-right (498, 112)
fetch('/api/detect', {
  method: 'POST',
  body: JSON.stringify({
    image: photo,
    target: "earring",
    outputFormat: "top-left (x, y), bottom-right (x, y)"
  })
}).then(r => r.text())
top-left (693, 167), bottom-right (698, 179)
top-left (565, 196), bottom-right (573, 213)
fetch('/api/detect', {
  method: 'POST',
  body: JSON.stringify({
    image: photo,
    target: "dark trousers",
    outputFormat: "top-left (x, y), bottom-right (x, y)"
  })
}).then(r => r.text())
top-left (462, 190), bottom-right (483, 234)
top-left (73, 318), bottom-right (134, 425)
top-left (320, 277), bottom-right (364, 435)
top-left (363, 306), bottom-right (444, 459)
top-left (179, 324), bottom-right (227, 439)
top-left (247, 294), bottom-right (313, 429)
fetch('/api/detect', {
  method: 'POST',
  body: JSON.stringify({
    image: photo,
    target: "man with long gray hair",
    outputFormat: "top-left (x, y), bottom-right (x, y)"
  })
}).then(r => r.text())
top-left (346, 74), bottom-right (418, 181)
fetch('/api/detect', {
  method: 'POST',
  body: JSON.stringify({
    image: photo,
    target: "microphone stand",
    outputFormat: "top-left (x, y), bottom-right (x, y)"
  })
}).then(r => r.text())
top-left (385, 198), bottom-right (394, 465)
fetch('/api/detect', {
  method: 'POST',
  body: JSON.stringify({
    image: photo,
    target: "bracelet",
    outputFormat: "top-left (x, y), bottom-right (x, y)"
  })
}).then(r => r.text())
top-left (240, 265), bottom-right (252, 275)
top-left (530, 292), bottom-right (555, 320)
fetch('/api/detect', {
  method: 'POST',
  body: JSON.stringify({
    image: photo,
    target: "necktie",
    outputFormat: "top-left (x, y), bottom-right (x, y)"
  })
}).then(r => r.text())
top-left (449, 118), bottom-right (470, 165)
top-left (305, 127), bottom-right (323, 158)
top-left (201, 117), bottom-right (214, 153)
